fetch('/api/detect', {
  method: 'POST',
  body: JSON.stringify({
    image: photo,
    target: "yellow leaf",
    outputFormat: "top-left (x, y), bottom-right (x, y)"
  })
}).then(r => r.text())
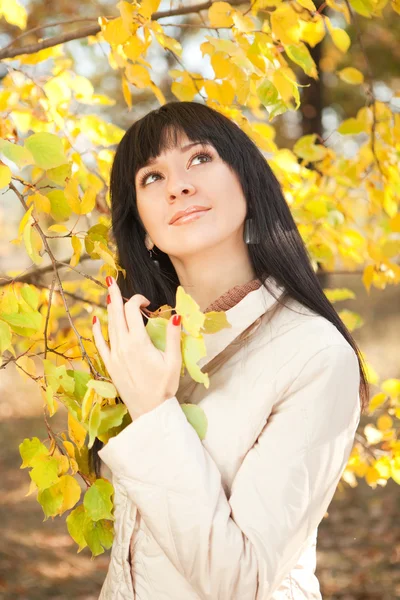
top-left (100, 16), bottom-right (131, 45)
top-left (299, 17), bottom-right (326, 47)
top-left (232, 11), bottom-right (255, 32)
top-left (271, 5), bottom-right (302, 45)
top-left (29, 192), bottom-right (51, 214)
top-left (70, 236), bottom-right (82, 268)
top-left (125, 64), bottom-right (152, 89)
top-left (138, 0), bottom-right (161, 19)
top-left (68, 412), bottom-right (87, 449)
top-left (19, 46), bottom-right (64, 65)
top-left (337, 117), bottom-right (366, 135)
top-left (0, 0), bottom-right (27, 29)
top-left (121, 76), bottom-right (132, 109)
top-left (368, 392), bottom-right (387, 413)
top-left (362, 264), bottom-right (375, 293)
top-left (211, 53), bottom-right (235, 79)
top-left (80, 187), bottom-right (97, 214)
top-left (47, 224), bottom-right (69, 233)
top-left (171, 80), bottom-right (197, 102)
top-left (389, 212), bottom-right (400, 232)
top-left (64, 176), bottom-right (81, 214)
top-left (331, 28), bottom-right (351, 52)
top-left (23, 216), bottom-right (43, 265)
top-left (18, 204), bottom-right (34, 237)
top-left (62, 440), bottom-right (76, 459)
top-left (381, 379), bottom-right (400, 399)
top-left (338, 67), bottom-right (364, 85)
top-left (123, 36), bottom-right (148, 61)
top-left (377, 414), bottom-right (393, 431)
top-left (0, 163), bottom-right (12, 188)
top-left (296, 0), bottom-right (317, 9)
top-left (82, 387), bottom-right (96, 422)
top-left (208, 2), bottom-right (234, 27)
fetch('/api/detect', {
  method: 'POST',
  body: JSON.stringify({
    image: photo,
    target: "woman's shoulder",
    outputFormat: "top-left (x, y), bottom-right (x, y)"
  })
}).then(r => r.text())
top-left (252, 293), bottom-right (357, 381)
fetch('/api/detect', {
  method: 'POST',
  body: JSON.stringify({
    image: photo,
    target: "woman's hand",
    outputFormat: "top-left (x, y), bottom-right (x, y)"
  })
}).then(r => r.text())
top-left (92, 276), bottom-right (183, 421)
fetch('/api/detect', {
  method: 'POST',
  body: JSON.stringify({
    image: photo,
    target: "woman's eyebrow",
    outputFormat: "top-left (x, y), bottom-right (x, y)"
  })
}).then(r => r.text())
top-left (138, 141), bottom-right (208, 171)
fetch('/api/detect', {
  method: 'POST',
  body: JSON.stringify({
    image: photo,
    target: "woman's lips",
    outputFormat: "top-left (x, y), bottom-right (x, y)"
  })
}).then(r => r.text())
top-left (171, 209), bottom-right (211, 226)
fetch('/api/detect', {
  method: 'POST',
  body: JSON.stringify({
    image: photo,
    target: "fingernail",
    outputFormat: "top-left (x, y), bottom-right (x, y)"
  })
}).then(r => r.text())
top-left (92, 316), bottom-right (97, 324)
top-left (106, 276), bottom-right (113, 287)
top-left (172, 314), bottom-right (181, 326)
top-left (107, 294), bottom-right (111, 305)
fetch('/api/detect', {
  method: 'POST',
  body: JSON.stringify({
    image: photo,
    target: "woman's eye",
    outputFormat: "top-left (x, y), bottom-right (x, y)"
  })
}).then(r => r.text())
top-left (140, 152), bottom-right (212, 187)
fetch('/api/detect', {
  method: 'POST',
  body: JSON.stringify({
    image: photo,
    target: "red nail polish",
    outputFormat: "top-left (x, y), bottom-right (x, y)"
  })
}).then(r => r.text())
top-left (106, 276), bottom-right (113, 287)
top-left (172, 314), bottom-right (181, 326)
top-left (92, 316), bottom-right (97, 324)
top-left (107, 294), bottom-right (111, 304)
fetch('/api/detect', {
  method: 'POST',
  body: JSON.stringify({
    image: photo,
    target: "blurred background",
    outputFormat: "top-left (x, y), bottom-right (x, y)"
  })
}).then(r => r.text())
top-left (0, 0), bottom-right (399, 598)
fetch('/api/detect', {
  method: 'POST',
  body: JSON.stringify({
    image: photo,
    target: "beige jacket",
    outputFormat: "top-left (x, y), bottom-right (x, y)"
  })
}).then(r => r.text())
top-left (98, 275), bottom-right (361, 599)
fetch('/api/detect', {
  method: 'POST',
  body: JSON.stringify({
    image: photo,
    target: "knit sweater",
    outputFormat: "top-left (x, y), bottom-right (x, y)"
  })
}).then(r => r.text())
top-left (128, 277), bottom-right (262, 575)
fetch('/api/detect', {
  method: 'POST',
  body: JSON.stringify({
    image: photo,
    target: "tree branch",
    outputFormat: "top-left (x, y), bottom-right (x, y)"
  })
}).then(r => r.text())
top-left (0, 0), bottom-right (248, 60)
top-left (8, 182), bottom-right (102, 378)
top-left (0, 253), bottom-right (93, 286)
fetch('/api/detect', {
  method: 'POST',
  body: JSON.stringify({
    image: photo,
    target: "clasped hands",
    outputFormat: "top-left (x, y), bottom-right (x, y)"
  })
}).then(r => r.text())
top-left (92, 276), bottom-right (183, 421)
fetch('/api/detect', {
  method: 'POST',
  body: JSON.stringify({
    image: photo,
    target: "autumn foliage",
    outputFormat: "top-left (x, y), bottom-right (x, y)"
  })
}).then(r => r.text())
top-left (0, 0), bottom-right (399, 557)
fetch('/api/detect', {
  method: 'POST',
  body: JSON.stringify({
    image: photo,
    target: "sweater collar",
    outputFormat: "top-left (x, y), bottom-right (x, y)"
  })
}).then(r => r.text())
top-left (197, 275), bottom-right (286, 371)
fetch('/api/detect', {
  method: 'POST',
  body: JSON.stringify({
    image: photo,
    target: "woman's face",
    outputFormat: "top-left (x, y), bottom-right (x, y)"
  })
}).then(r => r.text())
top-left (135, 131), bottom-right (248, 260)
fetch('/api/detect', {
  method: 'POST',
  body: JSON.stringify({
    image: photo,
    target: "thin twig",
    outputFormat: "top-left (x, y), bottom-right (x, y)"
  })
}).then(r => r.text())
top-left (0, 0), bottom-right (248, 60)
top-left (8, 182), bottom-right (101, 377)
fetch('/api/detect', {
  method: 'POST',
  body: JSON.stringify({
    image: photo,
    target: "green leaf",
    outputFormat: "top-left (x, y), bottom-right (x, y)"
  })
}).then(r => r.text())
top-left (88, 402), bottom-right (101, 449)
top-left (257, 78), bottom-right (279, 108)
top-left (83, 518), bottom-right (114, 556)
top-left (87, 379), bottom-right (118, 398)
top-left (29, 456), bottom-right (60, 490)
top-left (97, 404), bottom-right (128, 435)
top-left (180, 403), bottom-right (208, 440)
top-left (348, 0), bottom-right (374, 17)
top-left (0, 139), bottom-right (34, 168)
top-left (146, 316), bottom-right (168, 351)
top-left (43, 360), bottom-right (75, 394)
top-left (66, 505), bottom-right (89, 552)
top-left (46, 162), bottom-right (72, 185)
top-left (1, 311), bottom-right (43, 332)
top-left (38, 484), bottom-right (64, 519)
top-left (83, 479), bottom-right (114, 522)
top-left (285, 43), bottom-right (318, 79)
top-left (66, 369), bottom-right (91, 402)
top-left (46, 190), bottom-right (72, 221)
top-left (20, 284), bottom-right (40, 311)
top-left (19, 437), bottom-right (49, 469)
top-left (182, 332), bottom-right (209, 389)
top-left (24, 132), bottom-right (68, 170)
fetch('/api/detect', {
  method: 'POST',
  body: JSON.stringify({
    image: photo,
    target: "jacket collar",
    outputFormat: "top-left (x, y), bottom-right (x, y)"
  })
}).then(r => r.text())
top-left (197, 275), bottom-right (286, 370)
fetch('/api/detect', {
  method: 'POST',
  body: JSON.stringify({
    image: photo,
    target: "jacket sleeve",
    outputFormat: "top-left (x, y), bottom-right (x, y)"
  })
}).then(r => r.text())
top-left (98, 343), bottom-right (361, 599)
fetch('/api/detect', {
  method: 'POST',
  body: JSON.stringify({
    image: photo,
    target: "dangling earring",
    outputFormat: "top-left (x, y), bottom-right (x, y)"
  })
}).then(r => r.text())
top-left (145, 234), bottom-right (160, 267)
top-left (243, 217), bottom-right (260, 244)
top-left (145, 233), bottom-right (154, 257)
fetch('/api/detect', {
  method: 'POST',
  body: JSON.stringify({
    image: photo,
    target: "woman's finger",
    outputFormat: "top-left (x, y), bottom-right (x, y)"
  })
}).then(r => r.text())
top-left (106, 276), bottom-right (128, 344)
top-left (124, 294), bottom-right (151, 344)
top-left (92, 315), bottom-right (111, 369)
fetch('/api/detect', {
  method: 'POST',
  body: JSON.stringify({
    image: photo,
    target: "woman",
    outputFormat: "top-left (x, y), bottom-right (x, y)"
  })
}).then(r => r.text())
top-left (91, 101), bottom-right (369, 599)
